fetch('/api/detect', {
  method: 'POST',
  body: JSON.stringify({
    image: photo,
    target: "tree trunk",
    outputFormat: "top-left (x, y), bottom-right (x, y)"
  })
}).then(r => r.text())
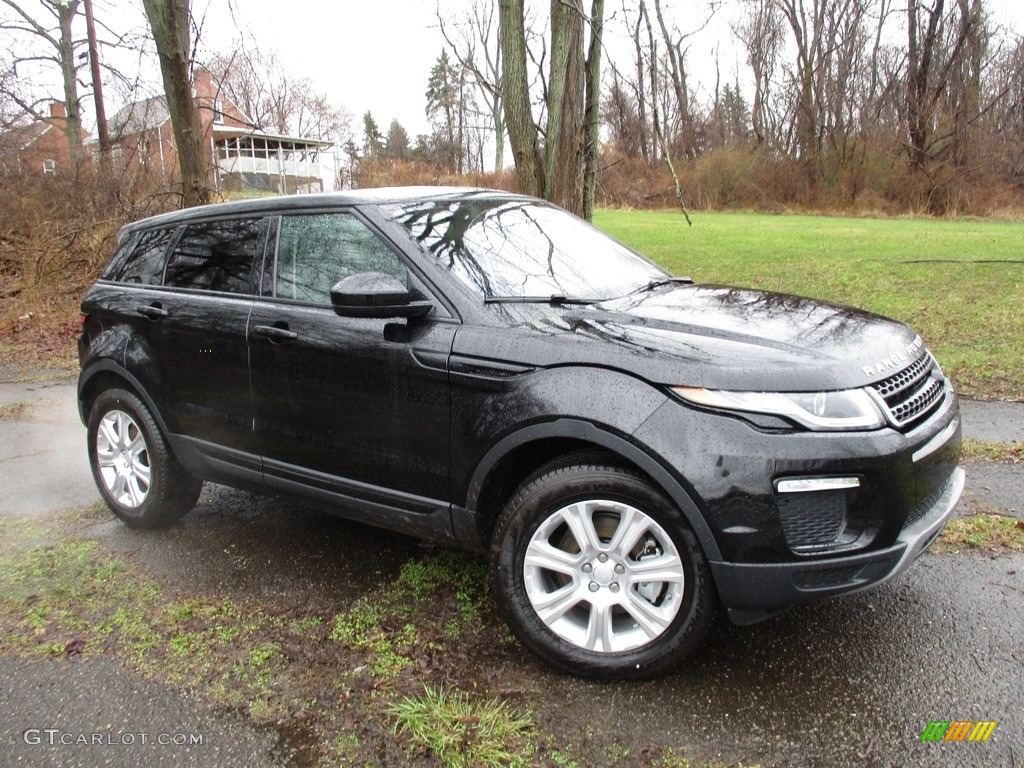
top-left (633, 12), bottom-right (651, 161)
top-left (653, 0), bottom-right (694, 159)
top-left (498, 0), bottom-right (604, 217)
top-left (141, 0), bottom-right (212, 208)
top-left (907, 0), bottom-right (944, 170)
top-left (545, 0), bottom-right (586, 214)
top-left (493, 103), bottom-right (506, 170)
top-left (582, 0), bottom-right (604, 221)
top-left (56, 1), bottom-right (83, 164)
top-left (641, 0), bottom-right (691, 225)
top-left (499, 0), bottom-right (543, 197)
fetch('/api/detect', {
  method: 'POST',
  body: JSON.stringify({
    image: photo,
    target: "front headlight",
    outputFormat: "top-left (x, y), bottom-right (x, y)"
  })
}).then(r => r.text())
top-left (673, 386), bottom-right (885, 431)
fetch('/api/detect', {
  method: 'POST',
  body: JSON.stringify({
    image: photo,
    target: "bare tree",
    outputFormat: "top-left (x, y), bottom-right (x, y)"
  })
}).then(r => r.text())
top-left (602, 68), bottom-right (643, 157)
top-left (206, 45), bottom-right (352, 143)
top-left (438, 0), bottom-right (506, 170)
top-left (979, 35), bottom-right (1024, 183)
top-left (141, 0), bottom-right (210, 207)
top-left (906, 0), bottom-right (985, 171)
top-left (498, 0), bottom-right (605, 217)
top-left (0, 0), bottom-right (84, 161)
top-left (581, 0), bottom-right (604, 219)
top-left (651, 0), bottom-right (718, 160)
top-left (639, 0), bottom-right (691, 222)
top-left (733, 0), bottom-right (784, 148)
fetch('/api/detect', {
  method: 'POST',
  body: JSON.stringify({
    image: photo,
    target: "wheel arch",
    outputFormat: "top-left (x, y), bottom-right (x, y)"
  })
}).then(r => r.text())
top-left (78, 362), bottom-right (171, 438)
top-left (463, 418), bottom-right (722, 561)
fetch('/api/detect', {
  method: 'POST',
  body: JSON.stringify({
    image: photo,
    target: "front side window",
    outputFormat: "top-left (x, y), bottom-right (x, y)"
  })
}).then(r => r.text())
top-left (163, 217), bottom-right (263, 294)
top-left (275, 213), bottom-right (407, 304)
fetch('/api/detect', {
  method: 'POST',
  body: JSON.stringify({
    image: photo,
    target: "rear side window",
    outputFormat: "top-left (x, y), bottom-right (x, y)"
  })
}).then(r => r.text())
top-left (275, 213), bottom-right (407, 304)
top-left (106, 227), bottom-right (176, 285)
top-left (163, 217), bottom-right (264, 294)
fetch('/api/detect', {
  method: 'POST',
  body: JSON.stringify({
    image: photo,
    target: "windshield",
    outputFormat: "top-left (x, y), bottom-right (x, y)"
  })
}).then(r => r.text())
top-left (383, 197), bottom-right (667, 301)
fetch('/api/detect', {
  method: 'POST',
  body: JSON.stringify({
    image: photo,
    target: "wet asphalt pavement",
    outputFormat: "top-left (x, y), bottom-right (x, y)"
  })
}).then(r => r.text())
top-left (0, 373), bottom-right (1021, 767)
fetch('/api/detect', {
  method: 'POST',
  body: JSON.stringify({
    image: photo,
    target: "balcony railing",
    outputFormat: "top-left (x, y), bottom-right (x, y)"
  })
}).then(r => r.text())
top-left (216, 153), bottom-right (320, 180)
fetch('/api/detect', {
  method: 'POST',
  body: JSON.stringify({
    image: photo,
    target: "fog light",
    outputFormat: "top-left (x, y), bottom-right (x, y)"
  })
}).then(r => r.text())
top-left (776, 477), bottom-right (860, 494)
top-left (774, 477), bottom-right (862, 553)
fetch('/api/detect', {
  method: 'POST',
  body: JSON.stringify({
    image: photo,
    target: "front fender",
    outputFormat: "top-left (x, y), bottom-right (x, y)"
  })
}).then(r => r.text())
top-left (450, 364), bottom-right (723, 561)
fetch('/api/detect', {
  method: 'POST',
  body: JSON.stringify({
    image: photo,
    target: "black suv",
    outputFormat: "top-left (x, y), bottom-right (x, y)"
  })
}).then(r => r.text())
top-left (78, 187), bottom-right (963, 678)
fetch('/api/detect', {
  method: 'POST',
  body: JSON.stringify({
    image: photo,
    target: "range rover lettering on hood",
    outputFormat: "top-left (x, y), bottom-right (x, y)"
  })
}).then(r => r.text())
top-left (861, 336), bottom-right (924, 377)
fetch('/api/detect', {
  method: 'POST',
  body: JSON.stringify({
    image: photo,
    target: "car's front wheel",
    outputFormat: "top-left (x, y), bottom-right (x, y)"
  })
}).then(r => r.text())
top-left (491, 455), bottom-right (715, 679)
top-left (87, 389), bottom-right (201, 528)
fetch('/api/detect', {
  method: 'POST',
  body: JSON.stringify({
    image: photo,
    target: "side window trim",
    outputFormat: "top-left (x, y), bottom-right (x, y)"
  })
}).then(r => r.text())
top-left (265, 207), bottom-right (452, 320)
top-left (258, 216), bottom-right (280, 298)
top-left (158, 224), bottom-right (185, 287)
top-left (160, 216), bottom-right (268, 296)
top-left (272, 207), bottom-right (412, 306)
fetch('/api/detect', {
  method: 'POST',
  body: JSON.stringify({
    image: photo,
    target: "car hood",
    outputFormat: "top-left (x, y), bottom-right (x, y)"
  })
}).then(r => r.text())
top-left (457, 284), bottom-right (924, 391)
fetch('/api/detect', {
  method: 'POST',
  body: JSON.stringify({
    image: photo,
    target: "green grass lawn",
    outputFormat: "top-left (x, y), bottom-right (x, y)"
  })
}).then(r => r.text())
top-left (594, 210), bottom-right (1024, 400)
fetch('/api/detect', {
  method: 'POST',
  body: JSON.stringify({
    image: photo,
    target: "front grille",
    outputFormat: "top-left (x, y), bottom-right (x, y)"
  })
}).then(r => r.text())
top-left (869, 350), bottom-right (946, 429)
top-left (905, 474), bottom-right (957, 529)
top-left (794, 565), bottom-right (864, 589)
top-left (777, 489), bottom-right (847, 551)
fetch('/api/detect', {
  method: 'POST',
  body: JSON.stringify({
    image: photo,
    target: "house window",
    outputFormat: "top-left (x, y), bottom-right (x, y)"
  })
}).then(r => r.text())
top-left (42, 159), bottom-right (56, 175)
top-left (213, 99), bottom-right (224, 124)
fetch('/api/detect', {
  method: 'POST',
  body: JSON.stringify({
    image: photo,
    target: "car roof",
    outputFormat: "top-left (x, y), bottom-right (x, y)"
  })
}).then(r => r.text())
top-left (120, 186), bottom-right (530, 236)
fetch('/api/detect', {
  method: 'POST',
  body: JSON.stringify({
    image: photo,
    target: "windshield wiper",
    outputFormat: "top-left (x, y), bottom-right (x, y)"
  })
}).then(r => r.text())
top-left (484, 294), bottom-right (600, 305)
top-left (631, 277), bottom-right (694, 295)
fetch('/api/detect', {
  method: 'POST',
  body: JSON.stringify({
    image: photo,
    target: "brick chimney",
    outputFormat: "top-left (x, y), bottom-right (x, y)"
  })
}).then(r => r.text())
top-left (192, 67), bottom-right (213, 99)
top-left (49, 101), bottom-right (66, 119)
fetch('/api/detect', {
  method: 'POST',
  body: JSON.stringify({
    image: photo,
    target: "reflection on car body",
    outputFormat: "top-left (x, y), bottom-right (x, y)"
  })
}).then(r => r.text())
top-left (78, 187), bottom-right (963, 678)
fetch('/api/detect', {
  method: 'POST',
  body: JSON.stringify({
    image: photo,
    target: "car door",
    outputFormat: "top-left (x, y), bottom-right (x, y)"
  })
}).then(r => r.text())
top-left (248, 209), bottom-right (455, 514)
top-left (126, 216), bottom-right (265, 456)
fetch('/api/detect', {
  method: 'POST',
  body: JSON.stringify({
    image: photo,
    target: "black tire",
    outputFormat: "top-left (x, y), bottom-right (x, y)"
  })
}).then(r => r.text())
top-left (87, 388), bottom-right (202, 528)
top-left (490, 455), bottom-right (715, 679)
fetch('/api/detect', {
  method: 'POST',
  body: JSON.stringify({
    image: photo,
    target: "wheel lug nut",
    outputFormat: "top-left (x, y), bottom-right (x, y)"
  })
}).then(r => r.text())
top-left (581, 563), bottom-right (593, 573)
top-left (588, 582), bottom-right (600, 592)
top-left (614, 564), bottom-right (625, 574)
top-left (598, 553), bottom-right (608, 562)
top-left (610, 583), bottom-right (620, 592)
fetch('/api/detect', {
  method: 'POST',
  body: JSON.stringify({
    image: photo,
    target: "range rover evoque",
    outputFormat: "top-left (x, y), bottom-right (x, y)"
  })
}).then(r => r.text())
top-left (78, 187), bottom-right (964, 678)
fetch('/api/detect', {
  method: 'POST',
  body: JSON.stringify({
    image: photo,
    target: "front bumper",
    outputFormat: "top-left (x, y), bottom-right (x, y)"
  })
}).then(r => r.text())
top-left (711, 466), bottom-right (965, 625)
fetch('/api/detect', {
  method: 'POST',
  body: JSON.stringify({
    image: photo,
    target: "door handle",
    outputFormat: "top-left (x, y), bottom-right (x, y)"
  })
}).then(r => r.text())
top-left (252, 324), bottom-right (298, 343)
top-left (134, 303), bottom-right (168, 320)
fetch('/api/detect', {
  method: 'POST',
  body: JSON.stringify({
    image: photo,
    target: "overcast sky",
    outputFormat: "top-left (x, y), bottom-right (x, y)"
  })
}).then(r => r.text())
top-left (191, 0), bottom-right (1024, 145)
top-left (11, 0), bottom-right (1024, 158)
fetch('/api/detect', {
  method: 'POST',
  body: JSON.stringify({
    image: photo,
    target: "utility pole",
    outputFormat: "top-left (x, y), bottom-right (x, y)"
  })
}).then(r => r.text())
top-left (83, 0), bottom-right (110, 160)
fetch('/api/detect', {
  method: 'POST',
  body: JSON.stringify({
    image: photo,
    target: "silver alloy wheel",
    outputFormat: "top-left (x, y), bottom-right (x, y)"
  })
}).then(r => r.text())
top-left (523, 499), bottom-right (685, 653)
top-left (95, 409), bottom-right (152, 508)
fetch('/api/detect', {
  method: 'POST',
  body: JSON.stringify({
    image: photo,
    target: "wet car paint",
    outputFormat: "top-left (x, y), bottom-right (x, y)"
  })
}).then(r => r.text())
top-left (79, 187), bottom-right (963, 627)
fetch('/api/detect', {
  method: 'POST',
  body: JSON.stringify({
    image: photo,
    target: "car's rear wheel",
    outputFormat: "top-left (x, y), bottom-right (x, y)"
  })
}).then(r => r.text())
top-left (491, 455), bottom-right (715, 679)
top-left (87, 389), bottom-right (201, 528)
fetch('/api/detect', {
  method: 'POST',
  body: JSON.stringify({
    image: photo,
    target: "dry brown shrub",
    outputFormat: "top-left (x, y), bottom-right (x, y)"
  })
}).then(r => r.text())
top-left (355, 158), bottom-right (519, 193)
top-left (691, 147), bottom-right (811, 210)
top-left (596, 153), bottom-right (675, 208)
top-left (0, 162), bottom-right (174, 368)
top-left (596, 143), bottom-right (1024, 217)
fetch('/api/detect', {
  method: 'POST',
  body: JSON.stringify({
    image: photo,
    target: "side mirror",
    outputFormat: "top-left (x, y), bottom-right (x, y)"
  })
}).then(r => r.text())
top-left (330, 272), bottom-right (432, 319)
